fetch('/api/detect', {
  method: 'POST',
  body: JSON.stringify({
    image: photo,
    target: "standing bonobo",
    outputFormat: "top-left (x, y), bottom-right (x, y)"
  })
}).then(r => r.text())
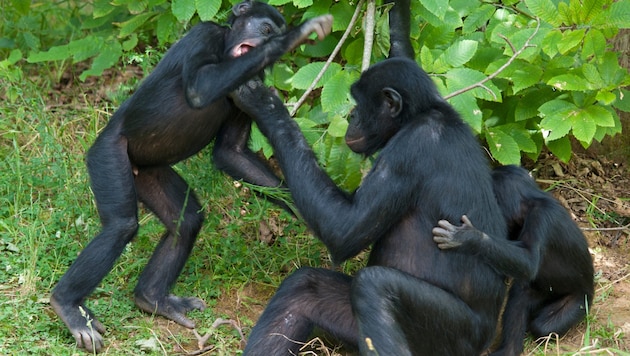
top-left (230, 57), bottom-right (510, 355)
top-left (50, 1), bottom-right (332, 352)
top-left (433, 165), bottom-right (594, 356)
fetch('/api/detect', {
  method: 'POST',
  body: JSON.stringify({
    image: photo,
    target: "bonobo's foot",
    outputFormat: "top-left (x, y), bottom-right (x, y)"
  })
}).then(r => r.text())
top-left (135, 293), bottom-right (206, 328)
top-left (50, 294), bottom-right (106, 353)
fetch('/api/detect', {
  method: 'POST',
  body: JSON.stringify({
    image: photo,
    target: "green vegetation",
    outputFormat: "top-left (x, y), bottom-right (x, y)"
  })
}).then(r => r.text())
top-left (1, 0), bottom-right (628, 354)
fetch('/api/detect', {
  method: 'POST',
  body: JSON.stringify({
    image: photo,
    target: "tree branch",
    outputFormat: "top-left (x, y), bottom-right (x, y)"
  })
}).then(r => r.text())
top-left (444, 18), bottom-right (540, 100)
top-left (289, 0), bottom-right (365, 117)
top-left (362, 0), bottom-right (376, 72)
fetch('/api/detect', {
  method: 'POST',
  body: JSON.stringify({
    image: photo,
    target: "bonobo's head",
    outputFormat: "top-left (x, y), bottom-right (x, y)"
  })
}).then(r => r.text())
top-left (226, 1), bottom-right (287, 58)
top-left (345, 57), bottom-right (441, 155)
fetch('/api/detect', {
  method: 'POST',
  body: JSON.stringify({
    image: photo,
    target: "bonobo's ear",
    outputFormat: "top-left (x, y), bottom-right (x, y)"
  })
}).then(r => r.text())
top-left (233, 1), bottom-right (252, 16)
top-left (382, 87), bottom-right (403, 118)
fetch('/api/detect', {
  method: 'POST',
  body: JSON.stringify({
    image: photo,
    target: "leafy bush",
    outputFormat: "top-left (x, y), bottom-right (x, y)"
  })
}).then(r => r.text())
top-left (3, 0), bottom-right (629, 190)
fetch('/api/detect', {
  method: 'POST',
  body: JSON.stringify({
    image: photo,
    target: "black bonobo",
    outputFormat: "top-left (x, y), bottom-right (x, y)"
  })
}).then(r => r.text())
top-left (50, 2), bottom-right (332, 352)
top-left (433, 165), bottom-right (594, 356)
top-left (229, 58), bottom-right (510, 356)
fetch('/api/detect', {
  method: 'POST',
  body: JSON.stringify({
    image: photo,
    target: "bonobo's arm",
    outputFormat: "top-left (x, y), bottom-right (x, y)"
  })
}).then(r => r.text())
top-left (184, 15), bottom-right (333, 109)
top-left (230, 80), bottom-right (417, 264)
top-left (385, 0), bottom-right (414, 59)
top-left (433, 214), bottom-right (545, 281)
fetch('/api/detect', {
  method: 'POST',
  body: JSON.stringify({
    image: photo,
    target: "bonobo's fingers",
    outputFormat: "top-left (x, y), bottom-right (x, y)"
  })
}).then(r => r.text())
top-left (461, 215), bottom-right (473, 227)
top-left (135, 294), bottom-right (206, 329)
top-left (291, 14), bottom-right (333, 51)
top-left (308, 14), bottom-right (334, 40)
top-left (436, 219), bottom-right (458, 232)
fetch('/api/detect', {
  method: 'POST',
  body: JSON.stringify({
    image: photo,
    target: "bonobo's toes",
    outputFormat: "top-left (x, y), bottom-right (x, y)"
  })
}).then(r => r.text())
top-left (50, 295), bottom-right (106, 353)
top-left (135, 294), bottom-right (206, 329)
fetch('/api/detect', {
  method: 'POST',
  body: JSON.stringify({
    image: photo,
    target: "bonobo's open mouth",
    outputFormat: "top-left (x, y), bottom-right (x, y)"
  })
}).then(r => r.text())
top-left (231, 42), bottom-right (256, 57)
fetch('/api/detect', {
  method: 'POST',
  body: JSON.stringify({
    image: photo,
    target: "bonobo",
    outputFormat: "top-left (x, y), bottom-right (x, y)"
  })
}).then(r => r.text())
top-left (433, 165), bottom-right (594, 356)
top-left (50, 2), bottom-right (332, 352)
top-left (229, 57), bottom-right (510, 355)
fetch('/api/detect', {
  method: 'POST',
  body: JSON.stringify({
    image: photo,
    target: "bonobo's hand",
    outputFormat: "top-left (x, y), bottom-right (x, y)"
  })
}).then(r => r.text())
top-left (432, 215), bottom-right (480, 249)
top-left (230, 78), bottom-right (283, 119)
top-left (291, 14), bottom-right (333, 50)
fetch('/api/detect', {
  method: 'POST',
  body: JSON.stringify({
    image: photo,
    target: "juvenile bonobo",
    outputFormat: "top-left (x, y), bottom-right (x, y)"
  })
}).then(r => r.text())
top-left (433, 165), bottom-right (594, 356)
top-left (50, 2), bottom-right (332, 352)
top-left (230, 57), bottom-right (510, 355)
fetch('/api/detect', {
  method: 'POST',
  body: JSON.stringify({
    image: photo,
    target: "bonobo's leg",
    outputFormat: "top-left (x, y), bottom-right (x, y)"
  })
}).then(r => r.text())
top-left (351, 266), bottom-right (492, 356)
top-left (529, 292), bottom-right (589, 338)
top-left (213, 112), bottom-right (281, 188)
top-left (213, 111), bottom-right (292, 212)
top-left (244, 267), bottom-right (358, 355)
top-left (490, 281), bottom-right (531, 356)
top-left (133, 166), bottom-right (206, 328)
top-left (50, 120), bottom-right (138, 353)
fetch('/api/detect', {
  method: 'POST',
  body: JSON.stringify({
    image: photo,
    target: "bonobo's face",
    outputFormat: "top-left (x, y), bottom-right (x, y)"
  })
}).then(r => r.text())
top-left (345, 83), bottom-right (403, 156)
top-left (226, 2), bottom-right (286, 58)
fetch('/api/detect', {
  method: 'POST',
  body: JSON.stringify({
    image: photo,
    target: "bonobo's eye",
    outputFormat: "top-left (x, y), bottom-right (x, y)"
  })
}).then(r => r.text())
top-left (261, 23), bottom-right (273, 36)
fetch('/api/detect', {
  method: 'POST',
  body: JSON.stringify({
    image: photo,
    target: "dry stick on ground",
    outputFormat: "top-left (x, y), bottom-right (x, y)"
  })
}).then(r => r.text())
top-left (362, 0), bottom-right (376, 72)
top-left (289, 0), bottom-right (365, 117)
top-left (444, 18), bottom-right (541, 100)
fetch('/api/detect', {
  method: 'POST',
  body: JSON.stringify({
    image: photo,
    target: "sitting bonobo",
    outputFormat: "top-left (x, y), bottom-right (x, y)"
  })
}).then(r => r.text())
top-left (50, 2), bottom-right (332, 353)
top-left (230, 58), bottom-right (510, 355)
top-left (433, 165), bottom-right (594, 356)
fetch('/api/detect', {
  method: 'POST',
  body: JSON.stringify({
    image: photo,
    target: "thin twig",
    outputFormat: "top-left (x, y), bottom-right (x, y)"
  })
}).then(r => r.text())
top-left (289, 0), bottom-right (365, 117)
top-left (444, 18), bottom-right (541, 100)
top-left (362, 0), bottom-right (376, 72)
top-left (581, 223), bottom-right (630, 232)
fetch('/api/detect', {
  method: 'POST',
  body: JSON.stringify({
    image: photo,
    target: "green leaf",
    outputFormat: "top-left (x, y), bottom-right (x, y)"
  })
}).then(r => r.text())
top-left (541, 30), bottom-right (562, 57)
top-left (156, 12), bottom-right (178, 45)
top-left (321, 70), bottom-right (358, 114)
top-left (524, 0), bottom-right (561, 26)
top-left (579, 0), bottom-right (606, 24)
top-left (290, 62), bottom-right (341, 90)
top-left (435, 40), bottom-right (478, 70)
top-left (330, 1), bottom-right (355, 32)
top-left (581, 63), bottom-right (605, 88)
top-left (539, 99), bottom-right (576, 141)
top-left (557, 29), bottom-right (584, 54)
top-left (293, 0), bottom-right (313, 8)
top-left (196, 0), bottom-right (220, 22)
top-left (448, 94), bottom-right (482, 133)
top-left (583, 104), bottom-right (615, 127)
top-left (79, 42), bottom-right (122, 81)
top-left (547, 74), bottom-right (592, 91)
top-left (571, 116), bottom-right (597, 144)
top-left (462, 4), bottom-right (496, 34)
top-left (268, 0), bottom-right (292, 5)
top-left (327, 115), bottom-right (349, 138)
top-left (270, 63), bottom-right (295, 92)
top-left (117, 12), bottom-right (154, 38)
top-left (581, 29), bottom-right (606, 62)
top-left (172, 0), bottom-right (196, 23)
top-left (127, 0), bottom-right (148, 15)
top-left (420, 0), bottom-right (449, 19)
top-left (445, 68), bottom-right (502, 102)
top-left (486, 128), bottom-right (522, 165)
top-left (592, 0), bottom-right (630, 29)
top-left (546, 136), bottom-right (572, 162)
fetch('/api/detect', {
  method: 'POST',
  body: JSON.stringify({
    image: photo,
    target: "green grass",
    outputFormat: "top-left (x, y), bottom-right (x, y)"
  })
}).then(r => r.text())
top-left (1, 63), bottom-right (628, 355)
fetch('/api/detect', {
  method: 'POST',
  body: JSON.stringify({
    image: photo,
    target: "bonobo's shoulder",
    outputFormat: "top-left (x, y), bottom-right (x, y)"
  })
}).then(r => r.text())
top-left (181, 21), bottom-right (227, 42)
